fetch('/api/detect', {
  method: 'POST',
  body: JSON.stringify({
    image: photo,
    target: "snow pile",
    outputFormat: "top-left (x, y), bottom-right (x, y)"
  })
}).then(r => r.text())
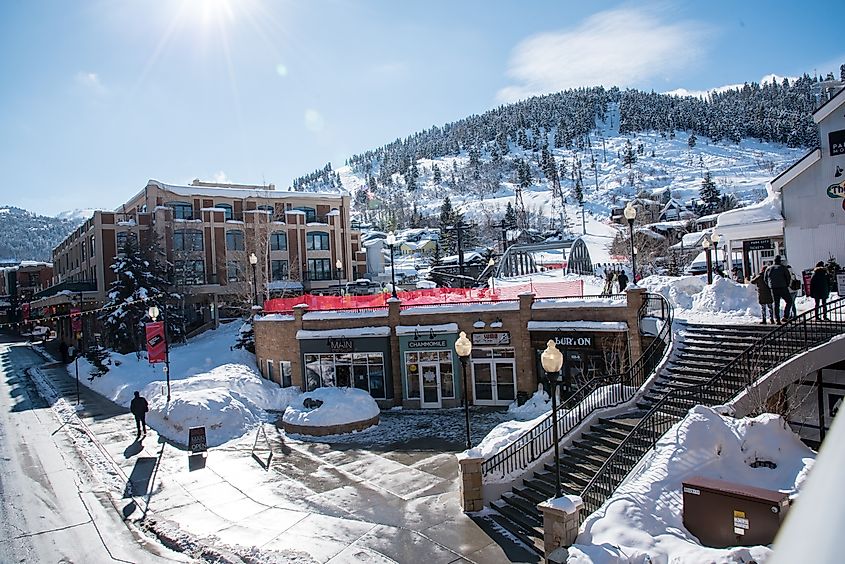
top-left (283, 387), bottom-right (379, 428)
top-left (507, 388), bottom-right (550, 419)
top-left (642, 274), bottom-right (759, 322)
top-left (67, 322), bottom-right (300, 447)
top-left (691, 276), bottom-right (757, 315)
top-left (568, 406), bottom-right (815, 563)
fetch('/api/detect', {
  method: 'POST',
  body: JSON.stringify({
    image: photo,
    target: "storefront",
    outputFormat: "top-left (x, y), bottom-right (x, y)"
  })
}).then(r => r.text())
top-left (297, 327), bottom-right (392, 401)
top-left (397, 323), bottom-right (460, 408)
top-left (470, 331), bottom-right (516, 406)
top-left (528, 321), bottom-right (629, 397)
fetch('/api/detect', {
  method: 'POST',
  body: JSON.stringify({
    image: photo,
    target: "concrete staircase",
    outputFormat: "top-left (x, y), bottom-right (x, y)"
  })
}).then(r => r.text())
top-left (487, 322), bottom-right (771, 553)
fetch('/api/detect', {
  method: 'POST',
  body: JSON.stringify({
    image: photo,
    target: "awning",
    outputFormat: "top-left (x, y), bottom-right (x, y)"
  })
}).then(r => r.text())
top-left (296, 326), bottom-right (391, 339)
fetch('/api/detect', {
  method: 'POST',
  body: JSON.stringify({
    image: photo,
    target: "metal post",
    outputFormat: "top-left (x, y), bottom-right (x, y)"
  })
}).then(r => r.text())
top-left (705, 248), bottom-right (713, 284)
top-left (251, 261), bottom-right (258, 306)
top-left (817, 369), bottom-right (826, 443)
top-left (162, 307), bottom-right (171, 402)
top-left (75, 350), bottom-right (80, 406)
top-left (461, 356), bottom-right (472, 449)
top-left (389, 243), bottom-right (398, 299)
top-left (628, 218), bottom-right (636, 282)
top-left (549, 372), bottom-right (562, 498)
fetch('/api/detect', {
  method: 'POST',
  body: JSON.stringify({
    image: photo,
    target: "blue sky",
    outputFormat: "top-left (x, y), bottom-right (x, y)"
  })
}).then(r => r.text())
top-left (1, 0), bottom-right (842, 216)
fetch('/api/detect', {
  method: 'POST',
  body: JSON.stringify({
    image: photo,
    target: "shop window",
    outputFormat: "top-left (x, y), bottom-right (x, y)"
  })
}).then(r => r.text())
top-left (226, 230), bottom-right (245, 251)
top-left (305, 352), bottom-right (386, 398)
top-left (440, 360), bottom-right (455, 399)
top-left (271, 260), bottom-right (289, 281)
top-left (270, 231), bottom-right (287, 251)
top-left (217, 203), bottom-right (234, 220)
top-left (174, 229), bottom-right (204, 252)
top-left (168, 201), bottom-right (194, 220)
top-left (404, 350), bottom-right (454, 399)
top-left (306, 232), bottom-right (330, 251)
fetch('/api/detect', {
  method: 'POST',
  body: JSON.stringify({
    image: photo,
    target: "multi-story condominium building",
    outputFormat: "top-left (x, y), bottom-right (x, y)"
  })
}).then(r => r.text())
top-left (33, 179), bottom-right (365, 343)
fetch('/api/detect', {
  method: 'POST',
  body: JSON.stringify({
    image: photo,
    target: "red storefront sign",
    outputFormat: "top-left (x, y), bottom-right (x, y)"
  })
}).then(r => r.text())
top-left (145, 322), bottom-right (167, 363)
top-left (71, 308), bottom-right (82, 332)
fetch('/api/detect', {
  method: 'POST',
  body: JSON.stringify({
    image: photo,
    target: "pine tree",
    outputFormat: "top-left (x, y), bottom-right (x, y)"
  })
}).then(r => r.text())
top-left (503, 202), bottom-right (517, 229)
top-left (439, 197), bottom-right (459, 255)
top-left (433, 164), bottom-right (442, 185)
top-left (699, 171), bottom-right (721, 213)
top-left (688, 132), bottom-right (697, 149)
top-left (622, 139), bottom-right (637, 168)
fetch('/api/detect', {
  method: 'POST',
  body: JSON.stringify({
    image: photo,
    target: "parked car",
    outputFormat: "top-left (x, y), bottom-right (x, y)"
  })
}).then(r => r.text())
top-left (344, 279), bottom-right (382, 295)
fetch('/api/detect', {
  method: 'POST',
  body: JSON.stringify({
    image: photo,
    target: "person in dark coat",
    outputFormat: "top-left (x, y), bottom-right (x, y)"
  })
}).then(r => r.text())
top-left (750, 267), bottom-right (774, 324)
top-left (764, 255), bottom-right (792, 323)
top-left (809, 261), bottom-right (830, 320)
top-left (59, 340), bottom-right (69, 363)
top-left (616, 271), bottom-right (629, 292)
top-left (130, 391), bottom-right (149, 435)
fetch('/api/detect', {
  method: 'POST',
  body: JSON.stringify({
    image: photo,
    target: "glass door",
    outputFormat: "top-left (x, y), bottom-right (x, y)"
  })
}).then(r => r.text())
top-left (472, 361), bottom-right (494, 404)
top-left (419, 362), bottom-right (441, 408)
top-left (495, 361), bottom-right (516, 403)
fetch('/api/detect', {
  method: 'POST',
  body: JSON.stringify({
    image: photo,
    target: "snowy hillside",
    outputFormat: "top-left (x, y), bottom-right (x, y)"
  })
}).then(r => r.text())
top-left (0, 205), bottom-right (85, 262)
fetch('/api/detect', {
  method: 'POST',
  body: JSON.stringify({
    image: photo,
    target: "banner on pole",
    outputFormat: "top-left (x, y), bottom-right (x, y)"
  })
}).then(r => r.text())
top-left (71, 308), bottom-right (82, 332)
top-left (145, 322), bottom-right (166, 363)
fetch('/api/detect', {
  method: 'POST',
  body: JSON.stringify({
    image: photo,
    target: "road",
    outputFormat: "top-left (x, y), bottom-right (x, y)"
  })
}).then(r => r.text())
top-left (0, 338), bottom-right (183, 563)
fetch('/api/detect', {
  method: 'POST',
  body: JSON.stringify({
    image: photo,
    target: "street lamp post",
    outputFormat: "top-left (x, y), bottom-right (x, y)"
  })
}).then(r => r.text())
top-left (249, 252), bottom-right (259, 307)
top-left (455, 331), bottom-right (473, 449)
top-left (710, 233), bottom-right (721, 277)
top-left (148, 304), bottom-right (171, 402)
top-left (541, 339), bottom-right (565, 498)
top-left (386, 231), bottom-right (398, 299)
top-left (335, 259), bottom-right (343, 296)
top-left (702, 237), bottom-right (713, 284)
top-left (623, 203), bottom-right (637, 282)
top-left (488, 257), bottom-right (496, 295)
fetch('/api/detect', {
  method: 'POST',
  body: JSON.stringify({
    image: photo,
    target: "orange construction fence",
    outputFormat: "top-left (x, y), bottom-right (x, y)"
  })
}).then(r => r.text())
top-left (263, 279), bottom-right (584, 313)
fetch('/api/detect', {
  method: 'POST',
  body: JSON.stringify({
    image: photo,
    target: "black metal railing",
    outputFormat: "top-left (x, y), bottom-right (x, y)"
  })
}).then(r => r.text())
top-left (480, 292), bottom-right (673, 480)
top-left (578, 297), bottom-right (845, 518)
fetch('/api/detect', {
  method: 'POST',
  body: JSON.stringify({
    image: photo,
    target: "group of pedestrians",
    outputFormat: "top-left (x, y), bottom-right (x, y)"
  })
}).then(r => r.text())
top-left (750, 255), bottom-right (831, 324)
top-left (600, 267), bottom-right (629, 296)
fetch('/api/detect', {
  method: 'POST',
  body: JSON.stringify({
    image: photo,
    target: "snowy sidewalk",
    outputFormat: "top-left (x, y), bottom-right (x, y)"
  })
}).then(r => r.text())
top-left (31, 352), bottom-right (536, 563)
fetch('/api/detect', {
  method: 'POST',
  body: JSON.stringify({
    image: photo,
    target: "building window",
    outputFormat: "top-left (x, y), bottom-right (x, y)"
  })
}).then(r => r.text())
top-left (81, 241), bottom-right (86, 261)
top-left (271, 260), bottom-right (289, 281)
top-left (294, 206), bottom-right (316, 222)
top-left (306, 231), bottom-right (329, 251)
top-left (116, 231), bottom-right (136, 252)
top-left (270, 231), bottom-right (287, 251)
top-left (216, 203), bottom-right (234, 220)
top-left (227, 260), bottom-right (243, 282)
top-left (303, 353), bottom-right (386, 399)
top-left (173, 229), bottom-right (204, 252)
top-left (306, 258), bottom-right (331, 280)
top-left (90, 235), bottom-right (95, 258)
top-left (226, 230), bottom-right (245, 251)
top-left (257, 204), bottom-right (274, 215)
top-left (174, 260), bottom-right (205, 285)
top-left (279, 361), bottom-right (292, 387)
top-left (168, 201), bottom-right (194, 220)
top-left (266, 359), bottom-right (274, 381)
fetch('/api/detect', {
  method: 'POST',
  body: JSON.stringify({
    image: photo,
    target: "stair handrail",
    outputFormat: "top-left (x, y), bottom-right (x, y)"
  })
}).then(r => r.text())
top-left (579, 297), bottom-right (845, 517)
top-left (481, 292), bottom-right (673, 481)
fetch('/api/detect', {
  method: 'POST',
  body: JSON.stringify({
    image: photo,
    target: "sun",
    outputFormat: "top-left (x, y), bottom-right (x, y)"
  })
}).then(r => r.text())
top-left (184, 0), bottom-right (235, 28)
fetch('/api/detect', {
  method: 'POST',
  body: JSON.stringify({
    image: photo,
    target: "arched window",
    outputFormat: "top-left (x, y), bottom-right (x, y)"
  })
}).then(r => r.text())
top-left (226, 230), bottom-right (245, 251)
top-left (270, 231), bottom-right (287, 251)
top-left (216, 203), bottom-right (233, 220)
top-left (306, 231), bottom-right (329, 250)
top-left (173, 229), bottom-right (204, 252)
top-left (168, 201), bottom-right (194, 220)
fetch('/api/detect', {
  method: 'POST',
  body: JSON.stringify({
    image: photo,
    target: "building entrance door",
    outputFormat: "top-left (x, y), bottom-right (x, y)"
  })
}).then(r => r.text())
top-left (472, 356), bottom-right (517, 406)
top-left (419, 362), bottom-right (442, 408)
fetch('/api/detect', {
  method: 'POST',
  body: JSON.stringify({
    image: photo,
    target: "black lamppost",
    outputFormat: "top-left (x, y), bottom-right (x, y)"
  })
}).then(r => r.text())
top-left (710, 233), bottom-right (721, 277)
top-left (702, 237), bottom-right (713, 284)
top-left (336, 259), bottom-right (343, 295)
top-left (386, 231), bottom-right (398, 299)
top-left (488, 258), bottom-right (496, 294)
top-left (148, 304), bottom-right (171, 402)
top-left (624, 203), bottom-right (637, 282)
top-left (455, 331), bottom-right (473, 449)
top-left (541, 339), bottom-right (564, 498)
top-left (249, 252), bottom-right (259, 306)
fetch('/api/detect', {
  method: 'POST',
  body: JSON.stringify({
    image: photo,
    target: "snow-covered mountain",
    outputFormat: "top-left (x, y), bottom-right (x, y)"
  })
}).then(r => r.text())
top-left (0, 206), bottom-right (86, 263)
top-left (55, 208), bottom-right (100, 222)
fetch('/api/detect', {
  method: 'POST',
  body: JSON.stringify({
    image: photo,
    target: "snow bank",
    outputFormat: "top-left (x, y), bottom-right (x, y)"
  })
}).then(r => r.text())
top-left (568, 406), bottom-right (815, 563)
top-left (642, 274), bottom-right (759, 322)
top-left (508, 388), bottom-right (550, 419)
top-left (283, 387), bottom-right (379, 427)
top-left (67, 322), bottom-right (300, 447)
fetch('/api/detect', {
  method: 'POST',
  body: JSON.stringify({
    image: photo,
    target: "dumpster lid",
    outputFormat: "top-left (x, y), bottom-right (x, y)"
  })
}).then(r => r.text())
top-left (682, 476), bottom-right (788, 504)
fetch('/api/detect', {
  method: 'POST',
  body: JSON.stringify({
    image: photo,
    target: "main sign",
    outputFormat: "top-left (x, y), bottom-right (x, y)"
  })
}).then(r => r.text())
top-left (829, 129), bottom-right (845, 157)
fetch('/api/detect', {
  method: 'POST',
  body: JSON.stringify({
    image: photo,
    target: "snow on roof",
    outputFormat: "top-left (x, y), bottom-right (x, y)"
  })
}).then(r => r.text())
top-left (399, 302), bottom-right (520, 315)
top-left (267, 280), bottom-right (304, 291)
top-left (395, 323), bottom-right (459, 336)
top-left (18, 261), bottom-right (52, 268)
top-left (147, 179), bottom-right (344, 201)
top-left (533, 298), bottom-right (625, 309)
top-left (527, 320), bottom-right (628, 332)
top-left (297, 327), bottom-right (391, 339)
top-left (716, 188), bottom-right (783, 228)
top-left (302, 310), bottom-right (388, 321)
top-left (257, 313), bottom-right (295, 321)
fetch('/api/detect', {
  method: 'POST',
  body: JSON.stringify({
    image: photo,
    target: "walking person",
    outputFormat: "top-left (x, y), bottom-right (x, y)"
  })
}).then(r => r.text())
top-left (785, 263), bottom-right (799, 319)
top-left (810, 261), bottom-right (830, 320)
top-left (764, 255), bottom-right (793, 324)
top-left (130, 391), bottom-right (149, 436)
top-left (750, 267), bottom-right (774, 324)
top-left (616, 270), bottom-right (629, 292)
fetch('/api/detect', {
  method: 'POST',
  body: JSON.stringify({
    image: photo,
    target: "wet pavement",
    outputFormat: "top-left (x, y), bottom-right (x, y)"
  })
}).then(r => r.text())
top-left (21, 337), bottom-right (539, 563)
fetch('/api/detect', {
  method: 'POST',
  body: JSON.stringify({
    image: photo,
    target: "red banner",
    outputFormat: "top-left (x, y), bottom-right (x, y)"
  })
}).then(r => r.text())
top-left (145, 322), bottom-right (167, 363)
top-left (71, 308), bottom-right (82, 332)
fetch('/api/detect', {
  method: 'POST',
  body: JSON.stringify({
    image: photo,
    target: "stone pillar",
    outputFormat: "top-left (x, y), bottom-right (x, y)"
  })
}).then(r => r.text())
top-left (457, 455), bottom-right (484, 512)
top-left (538, 495), bottom-right (583, 556)
top-left (517, 292), bottom-right (536, 393)
top-left (388, 298), bottom-right (403, 407)
top-left (625, 287), bottom-right (646, 361)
